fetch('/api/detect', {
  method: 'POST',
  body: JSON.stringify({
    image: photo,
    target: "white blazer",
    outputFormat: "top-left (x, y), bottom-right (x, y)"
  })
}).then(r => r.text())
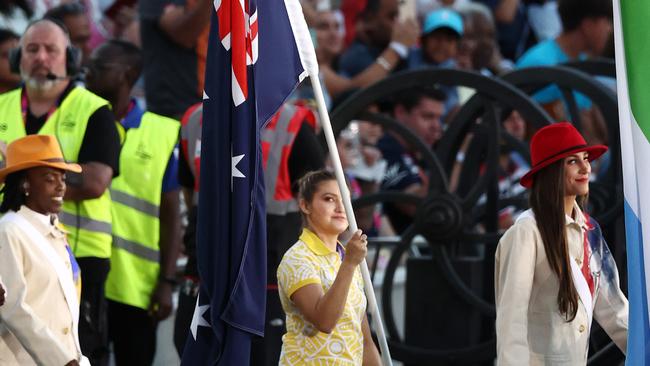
top-left (495, 205), bottom-right (628, 365)
top-left (0, 207), bottom-right (84, 365)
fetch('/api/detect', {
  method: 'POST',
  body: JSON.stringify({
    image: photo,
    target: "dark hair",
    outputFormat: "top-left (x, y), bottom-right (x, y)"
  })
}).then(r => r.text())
top-left (298, 170), bottom-right (337, 203)
top-left (0, 29), bottom-right (18, 45)
top-left (297, 170), bottom-right (337, 224)
top-left (99, 39), bottom-right (144, 85)
top-left (360, 0), bottom-right (382, 19)
top-left (558, 0), bottom-right (612, 31)
top-left (0, 171), bottom-right (26, 213)
top-left (529, 159), bottom-right (588, 321)
top-left (393, 86), bottom-right (447, 112)
top-left (0, 1), bottom-right (33, 18)
top-left (44, 1), bottom-right (86, 22)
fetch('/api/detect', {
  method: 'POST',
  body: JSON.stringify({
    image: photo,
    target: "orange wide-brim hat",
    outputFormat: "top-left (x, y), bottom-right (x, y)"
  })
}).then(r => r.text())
top-left (0, 135), bottom-right (82, 183)
top-left (520, 122), bottom-right (608, 188)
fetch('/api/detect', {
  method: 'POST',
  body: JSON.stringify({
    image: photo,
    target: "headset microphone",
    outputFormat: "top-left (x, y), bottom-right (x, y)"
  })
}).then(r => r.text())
top-left (46, 73), bottom-right (68, 81)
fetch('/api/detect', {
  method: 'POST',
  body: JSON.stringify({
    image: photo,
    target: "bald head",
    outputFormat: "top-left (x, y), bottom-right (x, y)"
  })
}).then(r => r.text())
top-left (21, 19), bottom-right (71, 48)
top-left (19, 20), bottom-right (72, 91)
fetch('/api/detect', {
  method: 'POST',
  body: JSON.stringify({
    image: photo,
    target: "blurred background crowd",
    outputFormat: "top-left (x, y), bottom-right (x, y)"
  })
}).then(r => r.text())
top-left (0, 0), bottom-right (615, 364)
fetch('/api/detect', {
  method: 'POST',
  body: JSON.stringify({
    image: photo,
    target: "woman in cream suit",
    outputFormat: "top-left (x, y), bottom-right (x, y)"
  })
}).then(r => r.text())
top-left (495, 123), bottom-right (628, 365)
top-left (0, 135), bottom-right (88, 366)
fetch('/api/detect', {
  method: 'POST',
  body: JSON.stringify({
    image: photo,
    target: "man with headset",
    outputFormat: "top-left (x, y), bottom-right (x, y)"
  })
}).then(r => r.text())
top-left (0, 19), bottom-right (121, 366)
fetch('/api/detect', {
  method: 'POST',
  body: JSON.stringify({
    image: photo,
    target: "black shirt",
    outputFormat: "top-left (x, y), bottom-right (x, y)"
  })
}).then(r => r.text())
top-left (25, 85), bottom-right (121, 176)
top-left (139, 0), bottom-right (200, 119)
top-left (377, 133), bottom-right (423, 234)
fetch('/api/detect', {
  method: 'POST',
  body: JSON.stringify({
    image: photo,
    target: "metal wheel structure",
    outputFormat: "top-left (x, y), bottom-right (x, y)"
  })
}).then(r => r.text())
top-left (501, 65), bottom-right (621, 225)
top-left (328, 68), bottom-right (553, 364)
top-left (323, 64), bottom-right (625, 365)
top-left (501, 63), bottom-right (625, 365)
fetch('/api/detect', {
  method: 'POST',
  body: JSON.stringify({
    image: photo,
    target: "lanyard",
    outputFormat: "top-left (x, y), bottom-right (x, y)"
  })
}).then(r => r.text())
top-left (21, 88), bottom-right (59, 126)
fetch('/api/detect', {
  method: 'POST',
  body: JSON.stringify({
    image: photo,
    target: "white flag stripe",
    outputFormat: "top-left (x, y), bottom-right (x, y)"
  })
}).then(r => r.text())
top-left (283, 0), bottom-right (316, 83)
top-left (231, 68), bottom-right (246, 106)
top-left (221, 33), bottom-right (231, 50)
top-left (613, 0), bottom-right (639, 214)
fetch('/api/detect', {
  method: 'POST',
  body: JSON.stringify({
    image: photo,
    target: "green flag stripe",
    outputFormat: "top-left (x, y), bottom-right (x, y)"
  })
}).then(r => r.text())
top-left (621, 0), bottom-right (650, 140)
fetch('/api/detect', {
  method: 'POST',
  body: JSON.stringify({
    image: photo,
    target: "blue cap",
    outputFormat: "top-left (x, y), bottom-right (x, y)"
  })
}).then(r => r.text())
top-left (422, 9), bottom-right (463, 37)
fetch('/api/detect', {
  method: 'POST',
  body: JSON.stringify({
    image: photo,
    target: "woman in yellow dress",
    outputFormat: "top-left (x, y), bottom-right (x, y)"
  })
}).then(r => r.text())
top-left (277, 170), bottom-right (381, 365)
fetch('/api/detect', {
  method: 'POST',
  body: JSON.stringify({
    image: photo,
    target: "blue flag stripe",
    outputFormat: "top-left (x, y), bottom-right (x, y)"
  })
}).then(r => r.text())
top-left (624, 201), bottom-right (650, 362)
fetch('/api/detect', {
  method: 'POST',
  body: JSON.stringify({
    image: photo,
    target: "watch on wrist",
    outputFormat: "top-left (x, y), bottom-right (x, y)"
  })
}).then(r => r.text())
top-left (389, 41), bottom-right (408, 59)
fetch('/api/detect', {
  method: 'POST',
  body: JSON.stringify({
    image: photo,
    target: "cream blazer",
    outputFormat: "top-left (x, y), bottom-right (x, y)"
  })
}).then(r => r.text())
top-left (0, 206), bottom-right (82, 365)
top-left (495, 204), bottom-right (628, 365)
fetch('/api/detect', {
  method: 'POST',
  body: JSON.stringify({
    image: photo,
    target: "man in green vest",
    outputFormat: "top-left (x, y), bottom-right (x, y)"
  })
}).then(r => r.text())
top-left (85, 39), bottom-right (181, 365)
top-left (0, 19), bottom-right (121, 366)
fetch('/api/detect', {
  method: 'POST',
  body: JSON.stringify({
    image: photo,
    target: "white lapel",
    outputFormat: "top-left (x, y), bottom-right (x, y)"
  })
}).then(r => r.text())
top-left (518, 209), bottom-right (595, 328)
top-left (570, 257), bottom-right (594, 330)
top-left (1, 212), bottom-right (82, 356)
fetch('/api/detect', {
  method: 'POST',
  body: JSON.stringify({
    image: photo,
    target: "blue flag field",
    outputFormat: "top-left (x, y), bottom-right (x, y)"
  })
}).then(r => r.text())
top-left (180, 0), bottom-right (312, 364)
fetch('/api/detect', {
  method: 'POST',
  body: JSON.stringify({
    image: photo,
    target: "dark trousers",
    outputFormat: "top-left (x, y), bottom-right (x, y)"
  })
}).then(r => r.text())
top-left (108, 300), bottom-right (157, 366)
top-left (250, 289), bottom-right (285, 366)
top-left (173, 278), bottom-right (199, 356)
top-left (249, 213), bottom-right (301, 366)
top-left (77, 257), bottom-right (110, 366)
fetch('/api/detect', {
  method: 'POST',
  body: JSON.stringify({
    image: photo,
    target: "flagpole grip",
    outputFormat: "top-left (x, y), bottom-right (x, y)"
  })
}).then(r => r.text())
top-left (310, 75), bottom-right (393, 366)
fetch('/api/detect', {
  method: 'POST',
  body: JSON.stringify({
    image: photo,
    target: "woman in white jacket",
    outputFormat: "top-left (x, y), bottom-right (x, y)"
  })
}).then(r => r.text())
top-left (495, 122), bottom-right (628, 365)
top-left (0, 135), bottom-right (89, 366)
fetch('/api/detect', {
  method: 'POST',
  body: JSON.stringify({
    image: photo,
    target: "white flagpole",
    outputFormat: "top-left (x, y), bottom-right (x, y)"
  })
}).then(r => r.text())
top-left (310, 75), bottom-right (393, 366)
top-left (282, 0), bottom-right (392, 362)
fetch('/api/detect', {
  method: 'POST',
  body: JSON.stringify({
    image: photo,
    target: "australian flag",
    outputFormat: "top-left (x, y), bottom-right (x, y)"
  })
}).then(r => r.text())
top-left (180, 0), bottom-right (314, 364)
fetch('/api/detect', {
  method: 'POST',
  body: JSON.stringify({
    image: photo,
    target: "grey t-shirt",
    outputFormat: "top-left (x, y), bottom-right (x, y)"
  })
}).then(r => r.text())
top-left (139, 0), bottom-right (201, 118)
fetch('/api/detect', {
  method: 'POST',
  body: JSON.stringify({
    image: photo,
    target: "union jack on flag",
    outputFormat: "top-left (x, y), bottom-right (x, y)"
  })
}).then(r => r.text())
top-left (180, 0), bottom-right (315, 364)
top-left (215, 0), bottom-right (258, 105)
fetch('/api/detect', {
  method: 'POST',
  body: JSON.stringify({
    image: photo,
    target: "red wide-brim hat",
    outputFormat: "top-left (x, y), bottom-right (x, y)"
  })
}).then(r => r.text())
top-left (520, 122), bottom-right (608, 188)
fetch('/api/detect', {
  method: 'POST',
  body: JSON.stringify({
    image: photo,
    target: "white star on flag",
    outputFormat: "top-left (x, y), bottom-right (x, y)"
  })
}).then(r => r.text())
top-left (203, 90), bottom-right (209, 100)
top-left (232, 146), bottom-right (245, 190)
top-left (190, 293), bottom-right (210, 340)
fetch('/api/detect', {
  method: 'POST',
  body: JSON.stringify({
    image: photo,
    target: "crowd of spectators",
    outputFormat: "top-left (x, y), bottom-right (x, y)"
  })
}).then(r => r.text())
top-left (0, 0), bottom-right (615, 364)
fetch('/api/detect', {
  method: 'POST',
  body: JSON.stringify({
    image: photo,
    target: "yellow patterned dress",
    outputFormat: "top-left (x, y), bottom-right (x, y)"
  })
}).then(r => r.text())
top-left (277, 228), bottom-right (367, 365)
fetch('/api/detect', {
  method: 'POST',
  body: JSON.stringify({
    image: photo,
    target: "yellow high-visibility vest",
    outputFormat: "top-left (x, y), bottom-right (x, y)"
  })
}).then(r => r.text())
top-left (0, 87), bottom-right (113, 258)
top-left (105, 111), bottom-right (180, 309)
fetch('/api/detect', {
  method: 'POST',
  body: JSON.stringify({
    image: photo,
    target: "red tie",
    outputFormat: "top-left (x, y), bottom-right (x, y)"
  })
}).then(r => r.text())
top-left (581, 231), bottom-right (595, 295)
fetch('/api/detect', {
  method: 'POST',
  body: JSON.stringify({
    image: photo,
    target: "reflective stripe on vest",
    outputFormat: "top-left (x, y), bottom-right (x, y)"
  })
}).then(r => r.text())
top-left (105, 111), bottom-right (180, 310)
top-left (262, 104), bottom-right (310, 215)
top-left (180, 103), bottom-right (202, 205)
top-left (59, 211), bottom-right (112, 235)
top-left (112, 235), bottom-right (160, 262)
top-left (110, 189), bottom-right (160, 217)
top-left (0, 87), bottom-right (113, 258)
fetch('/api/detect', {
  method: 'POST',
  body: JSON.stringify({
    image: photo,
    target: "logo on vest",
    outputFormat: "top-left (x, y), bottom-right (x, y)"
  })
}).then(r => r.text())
top-left (60, 118), bottom-right (76, 130)
top-left (135, 143), bottom-right (152, 161)
top-left (0, 122), bottom-right (7, 132)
